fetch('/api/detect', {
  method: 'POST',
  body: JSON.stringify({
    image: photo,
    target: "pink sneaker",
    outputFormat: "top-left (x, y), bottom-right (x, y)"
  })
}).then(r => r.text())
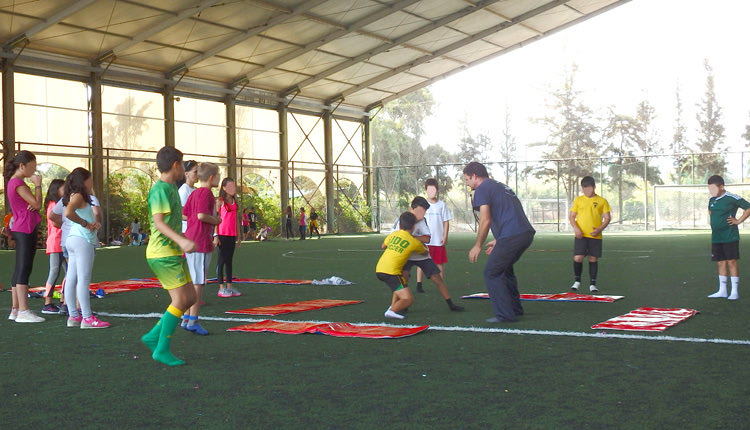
top-left (81, 316), bottom-right (110, 329)
top-left (217, 289), bottom-right (231, 298)
top-left (67, 315), bottom-right (83, 327)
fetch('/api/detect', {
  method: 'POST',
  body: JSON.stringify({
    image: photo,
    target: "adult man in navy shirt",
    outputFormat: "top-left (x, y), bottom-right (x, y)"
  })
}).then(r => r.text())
top-left (464, 162), bottom-right (535, 322)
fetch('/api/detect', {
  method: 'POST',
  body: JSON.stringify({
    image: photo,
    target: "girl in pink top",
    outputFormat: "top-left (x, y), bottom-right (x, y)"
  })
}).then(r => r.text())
top-left (215, 177), bottom-right (242, 297)
top-left (42, 179), bottom-right (65, 314)
top-left (5, 150), bottom-right (45, 323)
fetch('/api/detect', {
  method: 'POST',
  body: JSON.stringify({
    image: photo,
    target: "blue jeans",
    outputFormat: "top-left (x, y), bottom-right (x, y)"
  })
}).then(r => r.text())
top-left (484, 230), bottom-right (535, 321)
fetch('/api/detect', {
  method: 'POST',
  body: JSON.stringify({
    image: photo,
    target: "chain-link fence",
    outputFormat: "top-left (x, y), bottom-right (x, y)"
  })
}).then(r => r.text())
top-left (373, 151), bottom-right (750, 233)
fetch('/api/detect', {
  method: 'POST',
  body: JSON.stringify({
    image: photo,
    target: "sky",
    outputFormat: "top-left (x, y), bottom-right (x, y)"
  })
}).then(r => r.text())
top-left (421, 0), bottom-right (750, 161)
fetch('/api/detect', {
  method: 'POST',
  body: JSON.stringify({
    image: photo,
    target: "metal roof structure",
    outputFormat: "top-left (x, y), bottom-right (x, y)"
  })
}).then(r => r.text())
top-left (0, 0), bottom-right (630, 117)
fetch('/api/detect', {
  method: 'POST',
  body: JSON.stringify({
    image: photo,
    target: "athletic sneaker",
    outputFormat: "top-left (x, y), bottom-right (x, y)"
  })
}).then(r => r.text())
top-left (384, 309), bottom-right (404, 319)
top-left (571, 281), bottom-right (580, 291)
top-left (227, 287), bottom-right (242, 297)
top-left (589, 285), bottom-right (599, 293)
top-left (8, 308), bottom-right (18, 321)
top-left (15, 310), bottom-right (45, 323)
top-left (27, 291), bottom-right (43, 299)
top-left (41, 304), bottom-right (61, 314)
top-left (81, 316), bottom-right (110, 329)
top-left (217, 289), bottom-right (231, 298)
top-left (187, 323), bottom-right (209, 335)
top-left (67, 315), bottom-right (83, 327)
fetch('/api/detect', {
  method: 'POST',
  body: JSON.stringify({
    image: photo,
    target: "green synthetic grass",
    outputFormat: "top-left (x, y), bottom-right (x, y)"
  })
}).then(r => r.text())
top-left (1, 232), bottom-right (749, 429)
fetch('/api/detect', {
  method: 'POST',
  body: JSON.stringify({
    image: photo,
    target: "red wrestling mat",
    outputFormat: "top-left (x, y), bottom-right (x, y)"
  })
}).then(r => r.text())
top-left (30, 279), bottom-right (163, 295)
top-left (591, 307), bottom-right (698, 332)
top-left (226, 299), bottom-right (363, 316)
top-left (461, 292), bottom-right (624, 302)
top-left (227, 319), bottom-right (429, 339)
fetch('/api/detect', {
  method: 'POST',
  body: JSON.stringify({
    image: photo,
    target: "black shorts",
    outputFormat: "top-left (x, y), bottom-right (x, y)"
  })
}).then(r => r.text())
top-left (249, 222), bottom-right (257, 230)
top-left (712, 241), bottom-right (740, 261)
top-left (402, 259), bottom-right (441, 278)
top-left (242, 225), bottom-right (249, 234)
top-left (574, 237), bottom-right (602, 258)
top-left (376, 272), bottom-right (407, 292)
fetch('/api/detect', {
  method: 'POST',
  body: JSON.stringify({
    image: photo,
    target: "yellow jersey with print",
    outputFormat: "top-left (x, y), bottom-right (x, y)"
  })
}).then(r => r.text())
top-left (146, 180), bottom-right (184, 259)
top-left (570, 194), bottom-right (611, 239)
top-left (375, 229), bottom-right (428, 275)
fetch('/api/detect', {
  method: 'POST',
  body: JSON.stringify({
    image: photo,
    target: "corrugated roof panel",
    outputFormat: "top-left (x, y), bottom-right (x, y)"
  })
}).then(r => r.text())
top-left (406, 26), bottom-right (470, 53)
top-left (481, 25), bottom-right (542, 48)
top-left (262, 16), bottom-right (334, 43)
top-left (310, 0), bottom-right (387, 24)
top-left (522, 5), bottom-right (584, 33)
top-left (319, 33), bottom-right (384, 58)
top-left (361, 10), bottom-right (430, 40)
top-left (406, 0), bottom-right (470, 21)
top-left (367, 46), bottom-right (424, 69)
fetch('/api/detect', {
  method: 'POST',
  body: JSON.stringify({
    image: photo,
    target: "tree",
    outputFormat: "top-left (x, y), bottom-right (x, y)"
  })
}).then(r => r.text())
top-left (671, 85), bottom-right (691, 183)
top-left (499, 109), bottom-right (517, 185)
top-left (456, 117), bottom-right (493, 166)
top-left (372, 89), bottom-right (436, 207)
top-left (693, 59), bottom-right (726, 181)
top-left (534, 64), bottom-right (601, 205)
top-left (103, 97), bottom-right (153, 155)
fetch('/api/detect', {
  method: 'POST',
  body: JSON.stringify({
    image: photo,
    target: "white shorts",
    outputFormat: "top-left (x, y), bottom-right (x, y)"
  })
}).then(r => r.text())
top-left (185, 252), bottom-right (212, 285)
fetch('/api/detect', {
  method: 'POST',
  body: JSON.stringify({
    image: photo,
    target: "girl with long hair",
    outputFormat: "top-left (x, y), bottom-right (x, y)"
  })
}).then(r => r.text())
top-left (63, 167), bottom-right (109, 328)
top-left (5, 150), bottom-right (45, 322)
top-left (42, 178), bottom-right (65, 314)
top-left (215, 177), bottom-right (242, 297)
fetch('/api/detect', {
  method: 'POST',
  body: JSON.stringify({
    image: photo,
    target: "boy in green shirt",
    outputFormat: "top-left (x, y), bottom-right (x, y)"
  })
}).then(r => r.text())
top-left (707, 175), bottom-right (750, 300)
top-left (141, 146), bottom-right (197, 365)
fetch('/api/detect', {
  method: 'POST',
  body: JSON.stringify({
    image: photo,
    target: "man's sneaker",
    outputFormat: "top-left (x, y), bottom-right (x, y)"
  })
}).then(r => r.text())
top-left (41, 304), bottom-right (61, 314)
top-left (187, 323), bottom-right (209, 335)
top-left (67, 315), bottom-right (83, 327)
top-left (589, 285), bottom-right (599, 293)
top-left (8, 308), bottom-right (18, 321)
top-left (217, 289), bottom-right (231, 298)
top-left (571, 281), bottom-right (581, 291)
top-left (384, 309), bottom-right (405, 319)
top-left (15, 310), bottom-right (45, 323)
top-left (81, 316), bottom-right (110, 329)
top-left (227, 287), bottom-right (242, 297)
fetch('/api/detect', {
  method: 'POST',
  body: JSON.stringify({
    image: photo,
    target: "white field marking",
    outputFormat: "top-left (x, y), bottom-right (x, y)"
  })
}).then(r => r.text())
top-left (97, 312), bottom-right (750, 346)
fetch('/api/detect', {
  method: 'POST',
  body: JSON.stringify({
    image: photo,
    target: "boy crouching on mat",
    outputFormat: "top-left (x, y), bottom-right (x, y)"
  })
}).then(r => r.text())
top-left (376, 212), bottom-right (428, 319)
top-left (569, 176), bottom-right (611, 293)
top-left (181, 162), bottom-right (221, 335)
top-left (141, 146), bottom-right (197, 366)
top-left (707, 175), bottom-right (750, 300)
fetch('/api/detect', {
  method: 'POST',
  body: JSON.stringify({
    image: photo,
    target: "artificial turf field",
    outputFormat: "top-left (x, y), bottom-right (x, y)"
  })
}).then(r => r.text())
top-left (1, 231), bottom-right (749, 429)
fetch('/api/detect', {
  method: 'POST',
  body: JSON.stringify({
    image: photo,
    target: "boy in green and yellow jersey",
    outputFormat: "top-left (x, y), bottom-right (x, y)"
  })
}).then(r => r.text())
top-left (376, 212), bottom-right (427, 319)
top-left (141, 146), bottom-right (197, 366)
top-left (569, 176), bottom-right (611, 293)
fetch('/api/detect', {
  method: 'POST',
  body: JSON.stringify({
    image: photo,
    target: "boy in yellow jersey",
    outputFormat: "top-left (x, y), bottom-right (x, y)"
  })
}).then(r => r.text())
top-left (376, 212), bottom-right (428, 319)
top-left (141, 146), bottom-right (197, 366)
top-left (569, 176), bottom-right (611, 293)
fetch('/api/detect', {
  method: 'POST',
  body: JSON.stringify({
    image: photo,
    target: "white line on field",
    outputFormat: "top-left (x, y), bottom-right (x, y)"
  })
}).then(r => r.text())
top-left (97, 312), bottom-right (750, 346)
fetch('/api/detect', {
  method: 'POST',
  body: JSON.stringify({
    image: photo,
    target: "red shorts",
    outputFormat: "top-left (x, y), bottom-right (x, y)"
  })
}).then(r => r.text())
top-left (428, 245), bottom-right (448, 264)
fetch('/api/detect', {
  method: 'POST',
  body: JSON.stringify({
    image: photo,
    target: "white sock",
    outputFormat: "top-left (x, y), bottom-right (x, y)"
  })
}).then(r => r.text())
top-left (729, 277), bottom-right (739, 299)
top-left (709, 276), bottom-right (729, 297)
top-left (719, 276), bottom-right (728, 293)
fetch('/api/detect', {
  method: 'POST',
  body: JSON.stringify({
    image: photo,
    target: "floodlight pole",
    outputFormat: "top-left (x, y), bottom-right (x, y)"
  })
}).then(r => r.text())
top-left (2, 59), bottom-right (15, 215)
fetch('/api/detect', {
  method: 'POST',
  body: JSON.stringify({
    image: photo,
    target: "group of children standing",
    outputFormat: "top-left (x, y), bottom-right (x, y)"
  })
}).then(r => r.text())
top-left (283, 205), bottom-right (321, 240)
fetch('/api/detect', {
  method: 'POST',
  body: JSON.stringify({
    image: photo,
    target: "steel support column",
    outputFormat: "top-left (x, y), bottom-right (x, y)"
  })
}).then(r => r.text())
top-left (164, 85), bottom-right (175, 147)
top-left (324, 111), bottom-right (335, 233)
top-left (90, 72), bottom-right (105, 238)
top-left (363, 117), bottom-right (373, 226)
top-left (225, 96), bottom-right (237, 181)
top-left (278, 105), bottom-right (289, 231)
top-left (3, 60), bottom-right (15, 215)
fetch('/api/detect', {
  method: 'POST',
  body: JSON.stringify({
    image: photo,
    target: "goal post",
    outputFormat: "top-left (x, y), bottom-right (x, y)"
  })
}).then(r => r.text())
top-left (654, 183), bottom-right (750, 230)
